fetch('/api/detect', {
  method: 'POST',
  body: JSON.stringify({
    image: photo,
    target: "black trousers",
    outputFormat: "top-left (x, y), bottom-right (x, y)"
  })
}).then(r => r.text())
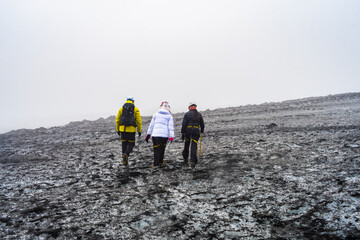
top-left (121, 132), bottom-right (136, 156)
top-left (182, 127), bottom-right (200, 164)
top-left (152, 137), bottom-right (168, 167)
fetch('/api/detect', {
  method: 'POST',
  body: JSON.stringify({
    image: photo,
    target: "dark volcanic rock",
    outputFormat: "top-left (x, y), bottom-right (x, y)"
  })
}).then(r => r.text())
top-left (1, 93), bottom-right (360, 239)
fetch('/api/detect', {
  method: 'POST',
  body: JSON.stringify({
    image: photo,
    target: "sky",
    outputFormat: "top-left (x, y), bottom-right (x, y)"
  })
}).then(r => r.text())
top-left (1, 0), bottom-right (359, 133)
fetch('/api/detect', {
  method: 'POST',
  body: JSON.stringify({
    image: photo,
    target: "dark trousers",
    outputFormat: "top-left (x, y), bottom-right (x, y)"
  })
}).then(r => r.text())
top-left (121, 132), bottom-right (136, 156)
top-left (152, 137), bottom-right (168, 167)
top-left (182, 127), bottom-right (200, 164)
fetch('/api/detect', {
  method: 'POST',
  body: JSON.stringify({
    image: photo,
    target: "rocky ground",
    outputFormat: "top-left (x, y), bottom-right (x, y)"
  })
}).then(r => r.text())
top-left (1, 93), bottom-right (360, 239)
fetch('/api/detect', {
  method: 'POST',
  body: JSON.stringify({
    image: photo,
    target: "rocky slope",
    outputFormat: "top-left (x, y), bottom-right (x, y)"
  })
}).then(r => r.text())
top-left (1, 93), bottom-right (360, 239)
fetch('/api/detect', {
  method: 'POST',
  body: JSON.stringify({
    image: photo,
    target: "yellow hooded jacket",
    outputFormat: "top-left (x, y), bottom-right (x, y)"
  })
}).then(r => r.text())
top-left (116, 100), bottom-right (142, 133)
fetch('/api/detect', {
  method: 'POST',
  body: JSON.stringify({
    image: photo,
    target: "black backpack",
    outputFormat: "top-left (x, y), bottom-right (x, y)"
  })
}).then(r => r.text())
top-left (120, 103), bottom-right (137, 127)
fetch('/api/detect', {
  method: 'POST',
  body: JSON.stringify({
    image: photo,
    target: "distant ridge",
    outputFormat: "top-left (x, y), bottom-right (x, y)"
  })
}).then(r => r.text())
top-left (2, 92), bottom-right (359, 135)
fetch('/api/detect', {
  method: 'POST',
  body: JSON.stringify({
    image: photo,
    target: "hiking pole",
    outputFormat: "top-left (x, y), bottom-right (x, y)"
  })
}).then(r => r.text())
top-left (198, 133), bottom-right (203, 159)
top-left (162, 140), bottom-right (172, 166)
top-left (165, 141), bottom-right (172, 154)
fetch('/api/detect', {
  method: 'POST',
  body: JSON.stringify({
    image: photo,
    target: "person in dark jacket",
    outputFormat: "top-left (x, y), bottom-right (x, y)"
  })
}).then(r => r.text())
top-left (181, 102), bottom-right (205, 168)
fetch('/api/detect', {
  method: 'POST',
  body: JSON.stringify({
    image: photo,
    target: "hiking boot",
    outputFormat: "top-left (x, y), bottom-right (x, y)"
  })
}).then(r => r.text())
top-left (159, 160), bottom-right (166, 168)
top-left (190, 162), bottom-right (196, 169)
top-left (122, 154), bottom-right (128, 166)
top-left (152, 165), bottom-right (160, 172)
top-left (182, 152), bottom-right (188, 161)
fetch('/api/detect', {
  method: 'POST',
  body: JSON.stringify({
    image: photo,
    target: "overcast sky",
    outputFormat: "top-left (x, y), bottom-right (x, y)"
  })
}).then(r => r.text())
top-left (1, 0), bottom-right (359, 133)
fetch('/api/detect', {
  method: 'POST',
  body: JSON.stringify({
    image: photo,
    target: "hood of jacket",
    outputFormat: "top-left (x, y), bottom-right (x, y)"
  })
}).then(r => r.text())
top-left (158, 108), bottom-right (170, 115)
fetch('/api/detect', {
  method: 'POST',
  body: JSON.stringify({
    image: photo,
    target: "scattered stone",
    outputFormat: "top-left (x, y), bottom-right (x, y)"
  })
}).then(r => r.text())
top-left (266, 123), bottom-right (278, 129)
top-left (1, 93), bottom-right (360, 239)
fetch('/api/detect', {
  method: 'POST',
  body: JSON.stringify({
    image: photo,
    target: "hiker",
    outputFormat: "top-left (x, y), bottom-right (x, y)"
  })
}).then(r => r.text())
top-left (116, 96), bottom-right (142, 166)
top-left (145, 101), bottom-right (174, 171)
top-left (181, 102), bottom-right (205, 168)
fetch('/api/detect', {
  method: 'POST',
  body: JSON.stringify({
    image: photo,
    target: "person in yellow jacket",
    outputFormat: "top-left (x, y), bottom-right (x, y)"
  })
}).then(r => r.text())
top-left (116, 96), bottom-right (142, 166)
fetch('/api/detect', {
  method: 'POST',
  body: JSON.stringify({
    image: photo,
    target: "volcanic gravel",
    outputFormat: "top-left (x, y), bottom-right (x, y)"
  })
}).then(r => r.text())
top-left (1, 93), bottom-right (360, 239)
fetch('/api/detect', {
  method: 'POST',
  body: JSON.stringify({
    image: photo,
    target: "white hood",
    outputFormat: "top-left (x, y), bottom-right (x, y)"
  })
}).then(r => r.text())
top-left (146, 109), bottom-right (174, 138)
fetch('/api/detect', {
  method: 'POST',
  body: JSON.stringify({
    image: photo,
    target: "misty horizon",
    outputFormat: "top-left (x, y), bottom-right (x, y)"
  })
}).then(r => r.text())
top-left (1, 91), bottom-right (357, 134)
top-left (1, 1), bottom-right (359, 134)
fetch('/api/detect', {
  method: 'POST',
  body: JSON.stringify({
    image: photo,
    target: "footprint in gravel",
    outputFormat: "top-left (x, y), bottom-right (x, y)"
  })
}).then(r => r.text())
top-left (192, 170), bottom-right (210, 180)
top-left (129, 171), bottom-right (149, 178)
top-left (116, 172), bottom-right (131, 184)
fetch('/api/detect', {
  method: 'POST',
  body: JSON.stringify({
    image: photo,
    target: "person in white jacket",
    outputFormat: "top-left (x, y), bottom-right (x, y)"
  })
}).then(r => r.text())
top-left (145, 101), bottom-right (174, 170)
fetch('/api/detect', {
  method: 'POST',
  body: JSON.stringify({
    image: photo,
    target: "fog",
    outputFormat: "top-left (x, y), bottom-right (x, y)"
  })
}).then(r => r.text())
top-left (1, 0), bottom-right (359, 133)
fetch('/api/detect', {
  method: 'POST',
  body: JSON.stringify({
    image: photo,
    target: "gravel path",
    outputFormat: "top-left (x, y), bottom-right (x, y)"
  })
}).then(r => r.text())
top-left (1, 93), bottom-right (360, 239)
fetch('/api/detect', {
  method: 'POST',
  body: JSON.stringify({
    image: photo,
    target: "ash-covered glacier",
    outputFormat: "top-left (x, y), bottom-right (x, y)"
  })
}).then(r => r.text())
top-left (1, 93), bottom-right (360, 239)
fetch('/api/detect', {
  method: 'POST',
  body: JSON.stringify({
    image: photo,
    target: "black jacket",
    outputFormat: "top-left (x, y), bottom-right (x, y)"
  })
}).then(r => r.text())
top-left (181, 109), bottom-right (205, 134)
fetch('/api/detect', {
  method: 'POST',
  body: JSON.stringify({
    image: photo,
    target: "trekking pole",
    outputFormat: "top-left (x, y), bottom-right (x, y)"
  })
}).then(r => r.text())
top-left (162, 140), bottom-right (172, 166)
top-left (165, 140), bottom-right (172, 154)
top-left (198, 133), bottom-right (203, 159)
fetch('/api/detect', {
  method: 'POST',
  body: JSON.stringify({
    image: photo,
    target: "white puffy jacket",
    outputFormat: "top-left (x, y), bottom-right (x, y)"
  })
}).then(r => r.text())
top-left (147, 108), bottom-right (174, 138)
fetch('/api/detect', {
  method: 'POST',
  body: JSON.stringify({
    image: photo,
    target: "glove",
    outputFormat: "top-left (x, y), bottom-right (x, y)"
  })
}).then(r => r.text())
top-left (181, 133), bottom-right (185, 141)
top-left (145, 134), bottom-right (151, 142)
top-left (138, 132), bottom-right (142, 137)
top-left (169, 137), bottom-right (173, 143)
top-left (117, 131), bottom-right (121, 136)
